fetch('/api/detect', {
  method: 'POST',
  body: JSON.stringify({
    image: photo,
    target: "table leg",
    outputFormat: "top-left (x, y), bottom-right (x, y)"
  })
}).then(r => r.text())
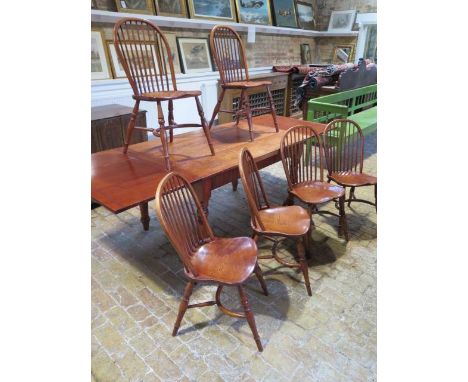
top-left (139, 202), bottom-right (150, 231)
top-left (193, 179), bottom-right (212, 217)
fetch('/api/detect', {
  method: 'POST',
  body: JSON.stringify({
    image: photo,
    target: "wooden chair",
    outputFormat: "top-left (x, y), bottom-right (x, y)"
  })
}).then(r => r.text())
top-left (323, 119), bottom-right (377, 210)
top-left (113, 18), bottom-right (215, 170)
top-left (238, 148), bottom-right (312, 296)
top-left (208, 25), bottom-right (279, 141)
top-left (154, 172), bottom-right (268, 352)
top-left (280, 125), bottom-right (349, 241)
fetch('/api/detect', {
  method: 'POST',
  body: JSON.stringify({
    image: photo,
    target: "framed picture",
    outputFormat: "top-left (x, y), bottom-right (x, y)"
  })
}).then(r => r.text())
top-left (154, 0), bottom-right (188, 17)
top-left (332, 44), bottom-right (355, 64)
top-left (271, 0), bottom-right (298, 28)
top-left (176, 37), bottom-right (213, 74)
top-left (300, 43), bottom-right (311, 64)
top-left (93, 0), bottom-right (117, 11)
top-left (234, 0), bottom-right (272, 25)
top-left (296, 1), bottom-right (316, 30)
top-left (106, 42), bottom-right (126, 78)
top-left (91, 30), bottom-right (112, 80)
top-left (328, 10), bottom-right (356, 32)
top-left (187, 0), bottom-right (237, 22)
top-left (115, 0), bottom-right (155, 14)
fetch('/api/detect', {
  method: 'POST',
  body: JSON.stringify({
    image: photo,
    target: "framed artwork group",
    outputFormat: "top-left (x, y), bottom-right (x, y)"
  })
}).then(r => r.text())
top-left (91, 1), bottom-right (333, 31)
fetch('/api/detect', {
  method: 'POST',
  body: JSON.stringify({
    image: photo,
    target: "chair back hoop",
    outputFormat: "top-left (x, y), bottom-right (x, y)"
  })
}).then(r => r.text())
top-left (113, 17), bottom-right (177, 97)
top-left (155, 172), bottom-right (215, 277)
top-left (210, 25), bottom-right (249, 85)
top-left (238, 148), bottom-right (270, 232)
top-left (280, 125), bottom-right (324, 189)
top-left (323, 119), bottom-right (364, 174)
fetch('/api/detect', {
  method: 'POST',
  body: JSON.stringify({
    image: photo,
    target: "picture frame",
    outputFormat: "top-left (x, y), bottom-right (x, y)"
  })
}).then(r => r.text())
top-left (271, 0), bottom-right (298, 28)
top-left (154, 0), bottom-right (188, 18)
top-left (328, 10), bottom-right (356, 32)
top-left (187, 0), bottom-right (237, 22)
top-left (296, 1), bottom-right (316, 30)
top-left (93, 0), bottom-right (117, 11)
top-left (91, 30), bottom-right (112, 80)
top-left (332, 44), bottom-right (355, 64)
top-left (106, 41), bottom-right (126, 78)
top-left (234, 0), bottom-right (272, 25)
top-left (176, 37), bottom-right (214, 74)
top-left (300, 43), bottom-right (311, 64)
top-left (114, 0), bottom-right (155, 15)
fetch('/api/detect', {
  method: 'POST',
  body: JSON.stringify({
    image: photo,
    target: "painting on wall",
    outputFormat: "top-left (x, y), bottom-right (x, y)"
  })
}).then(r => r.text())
top-left (235, 0), bottom-right (272, 25)
top-left (115, 0), bottom-right (155, 14)
top-left (154, 0), bottom-right (187, 17)
top-left (296, 1), bottom-right (316, 30)
top-left (332, 44), bottom-right (355, 64)
top-left (187, 0), bottom-right (237, 22)
top-left (91, 30), bottom-right (112, 80)
top-left (93, 0), bottom-right (117, 11)
top-left (300, 43), bottom-right (311, 64)
top-left (107, 42), bottom-right (126, 78)
top-left (176, 37), bottom-right (214, 74)
top-left (328, 10), bottom-right (356, 32)
top-left (271, 0), bottom-right (298, 28)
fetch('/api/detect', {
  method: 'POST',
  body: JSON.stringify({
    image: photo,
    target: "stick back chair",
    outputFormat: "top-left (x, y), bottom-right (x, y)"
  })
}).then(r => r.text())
top-left (113, 18), bottom-right (215, 170)
top-left (208, 25), bottom-right (279, 141)
top-left (154, 172), bottom-right (268, 351)
top-left (323, 119), bottom-right (377, 210)
top-left (238, 148), bottom-right (312, 296)
top-left (280, 125), bottom-right (349, 241)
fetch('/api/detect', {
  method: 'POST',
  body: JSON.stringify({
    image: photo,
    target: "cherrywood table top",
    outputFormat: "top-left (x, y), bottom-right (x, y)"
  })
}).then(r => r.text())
top-left (91, 115), bottom-right (326, 213)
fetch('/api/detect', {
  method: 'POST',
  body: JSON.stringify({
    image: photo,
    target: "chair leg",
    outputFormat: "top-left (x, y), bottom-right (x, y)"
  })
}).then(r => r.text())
top-left (123, 100), bottom-right (140, 154)
top-left (283, 193), bottom-right (294, 206)
top-left (156, 101), bottom-right (171, 171)
top-left (243, 91), bottom-right (254, 141)
top-left (168, 100), bottom-right (174, 143)
top-left (339, 195), bottom-right (349, 242)
top-left (195, 96), bottom-right (215, 156)
top-left (172, 281), bottom-right (194, 336)
top-left (253, 262), bottom-right (268, 296)
top-left (237, 89), bottom-right (246, 128)
top-left (297, 238), bottom-right (312, 296)
top-left (208, 88), bottom-right (226, 129)
top-left (348, 186), bottom-right (356, 207)
top-left (265, 84), bottom-right (279, 132)
top-left (374, 184), bottom-right (377, 211)
top-left (238, 285), bottom-right (263, 352)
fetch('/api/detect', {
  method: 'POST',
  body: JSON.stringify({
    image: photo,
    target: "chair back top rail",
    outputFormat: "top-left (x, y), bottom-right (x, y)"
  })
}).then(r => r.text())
top-left (323, 119), bottom-right (364, 174)
top-left (155, 172), bottom-right (215, 277)
top-left (210, 25), bottom-right (249, 85)
top-left (280, 125), bottom-right (324, 189)
top-left (113, 17), bottom-right (177, 97)
top-left (238, 148), bottom-right (270, 232)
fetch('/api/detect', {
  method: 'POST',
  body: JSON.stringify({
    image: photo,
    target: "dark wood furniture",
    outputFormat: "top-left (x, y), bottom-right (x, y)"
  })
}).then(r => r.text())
top-left (239, 148), bottom-right (312, 296)
top-left (91, 104), bottom-right (148, 153)
top-left (280, 125), bottom-right (349, 241)
top-left (113, 18), bottom-right (215, 170)
top-left (208, 25), bottom-right (279, 141)
top-left (323, 119), bottom-right (377, 211)
top-left (217, 72), bottom-right (289, 125)
top-left (155, 172), bottom-right (268, 351)
top-left (92, 115), bottom-right (327, 231)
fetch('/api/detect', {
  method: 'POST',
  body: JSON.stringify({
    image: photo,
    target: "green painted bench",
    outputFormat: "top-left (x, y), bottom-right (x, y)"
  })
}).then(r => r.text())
top-left (306, 84), bottom-right (377, 135)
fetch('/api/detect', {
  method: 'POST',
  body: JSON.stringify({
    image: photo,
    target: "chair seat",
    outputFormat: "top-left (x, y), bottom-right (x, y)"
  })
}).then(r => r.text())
top-left (257, 206), bottom-right (310, 237)
top-left (190, 237), bottom-right (258, 284)
top-left (136, 90), bottom-right (202, 101)
top-left (291, 180), bottom-right (345, 205)
top-left (329, 172), bottom-right (377, 187)
top-left (223, 80), bottom-right (272, 89)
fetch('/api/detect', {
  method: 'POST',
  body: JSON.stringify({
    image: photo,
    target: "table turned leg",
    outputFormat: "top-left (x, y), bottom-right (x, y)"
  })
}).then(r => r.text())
top-left (139, 202), bottom-right (150, 231)
top-left (193, 179), bottom-right (212, 217)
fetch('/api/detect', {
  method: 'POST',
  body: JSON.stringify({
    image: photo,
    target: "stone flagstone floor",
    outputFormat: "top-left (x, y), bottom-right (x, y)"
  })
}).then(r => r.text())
top-left (91, 132), bottom-right (377, 382)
